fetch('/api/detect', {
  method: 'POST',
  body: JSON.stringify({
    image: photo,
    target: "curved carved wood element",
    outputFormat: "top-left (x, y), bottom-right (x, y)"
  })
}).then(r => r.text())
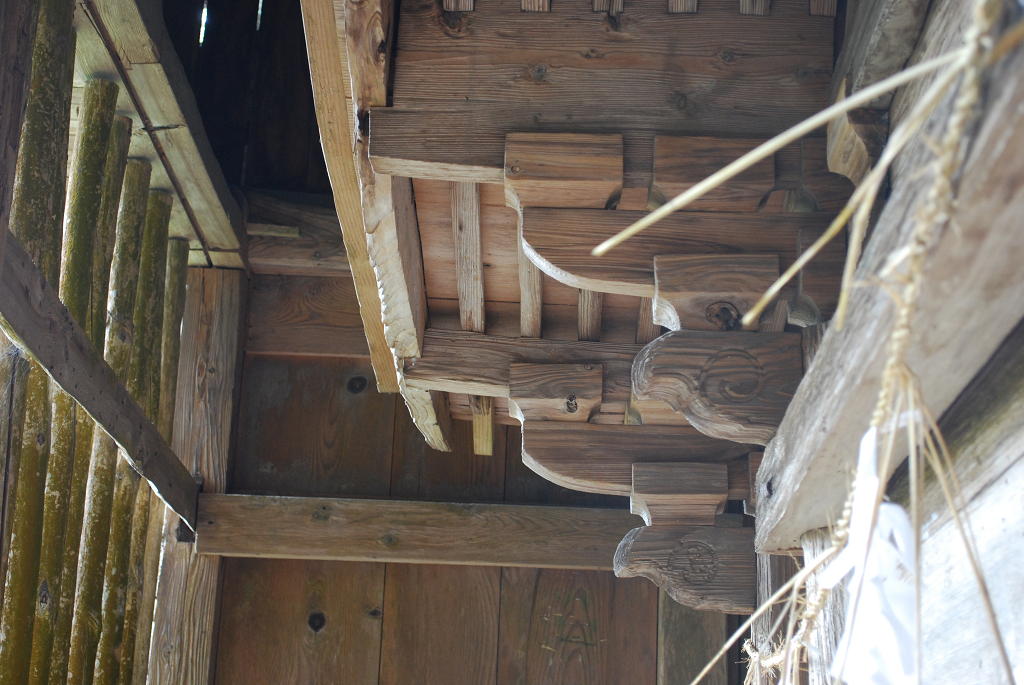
top-left (632, 331), bottom-right (803, 445)
top-left (521, 208), bottom-right (844, 319)
top-left (520, 422), bottom-right (753, 496)
top-left (614, 525), bottom-right (756, 613)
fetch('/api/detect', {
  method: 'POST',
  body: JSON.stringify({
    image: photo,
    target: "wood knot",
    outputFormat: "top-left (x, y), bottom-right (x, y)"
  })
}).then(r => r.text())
top-left (706, 302), bottom-right (742, 331)
top-left (307, 612), bottom-right (326, 632)
top-left (565, 395), bottom-right (578, 413)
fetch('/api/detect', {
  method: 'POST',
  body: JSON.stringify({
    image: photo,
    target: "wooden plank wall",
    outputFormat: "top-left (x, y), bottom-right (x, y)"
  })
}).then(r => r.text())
top-left (215, 347), bottom-right (687, 684)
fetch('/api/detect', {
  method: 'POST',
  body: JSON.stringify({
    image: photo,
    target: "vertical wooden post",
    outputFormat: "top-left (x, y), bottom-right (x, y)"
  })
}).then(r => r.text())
top-left (658, 589), bottom-right (728, 685)
top-left (636, 297), bottom-right (659, 345)
top-left (130, 238), bottom-right (190, 685)
top-left (27, 77), bottom-right (119, 685)
top-left (578, 289), bottom-right (603, 342)
top-left (148, 267), bottom-right (245, 685)
top-left (469, 395), bottom-right (493, 457)
top-left (0, 0), bottom-right (76, 677)
top-left (64, 159), bottom-right (152, 685)
top-left (801, 528), bottom-right (845, 685)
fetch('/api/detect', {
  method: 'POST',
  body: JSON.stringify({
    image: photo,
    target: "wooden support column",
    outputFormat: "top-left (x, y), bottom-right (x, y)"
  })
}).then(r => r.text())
top-left (148, 268), bottom-right (245, 685)
top-left (469, 395), bottom-right (493, 456)
top-left (504, 133), bottom-right (623, 339)
top-left (577, 289), bottom-right (603, 342)
top-left (636, 298), bottom-right (659, 345)
top-left (450, 180), bottom-right (485, 331)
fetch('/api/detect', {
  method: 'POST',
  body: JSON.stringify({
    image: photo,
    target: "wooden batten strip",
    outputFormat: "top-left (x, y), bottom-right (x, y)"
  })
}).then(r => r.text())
top-left (738, 0), bottom-right (769, 14)
top-left (469, 395), bottom-right (493, 456)
top-left (521, 0), bottom-right (550, 10)
top-left (667, 0), bottom-right (697, 12)
top-left (451, 181), bottom-right (485, 333)
top-left (592, 0), bottom-right (624, 13)
top-left (578, 289), bottom-right (603, 342)
top-left (443, 0), bottom-right (474, 9)
top-left (196, 494), bottom-right (641, 570)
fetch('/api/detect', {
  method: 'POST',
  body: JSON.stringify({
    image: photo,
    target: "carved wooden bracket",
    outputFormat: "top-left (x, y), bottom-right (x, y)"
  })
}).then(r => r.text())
top-left (508, 363), bottom-right (603, 423)
top-left (614, 524), bottom-right (756, 613)
top-left (632, 331), bottom-right (803, 445)
top-left (630, 462), bottom-right (728, 526)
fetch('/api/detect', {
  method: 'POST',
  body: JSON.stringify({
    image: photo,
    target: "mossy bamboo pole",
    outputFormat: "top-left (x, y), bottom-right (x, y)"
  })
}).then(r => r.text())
top-left (47, 118), bottom-right (134, 685)
top-left (0, 336), bottom-right (30, 611)
top-left (90, 190), bottom-right (171, 685)
top-left (64, 158), bottom-right (151, 685)
top-left (116, 478), bottom-right (149, 685)
top-left (128, 241), bottom-right (188, 685)
top-left (26, 77), bottom-right (119, 685)
top-left (127, 237), bottom-right (189, 685)
top-left (89, 115), bottom-right (132, 350)
top-left (0, 2), bottom-right (76, 679)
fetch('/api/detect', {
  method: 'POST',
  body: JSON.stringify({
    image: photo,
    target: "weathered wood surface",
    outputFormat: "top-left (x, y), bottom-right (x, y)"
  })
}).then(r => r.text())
top-left (469, 394), bottom-right (493, 456)
top-left (508, 363), bottom-right (602, 423)
top-left (148, 268), bottom-right (244, 685)
top-left (504, 133), bottom-right (622, 209)
top-left (451, 181), bottom-right (485, 333)
top-left (829, 0), bottom-right (930, 109)
top-left (633, 331), bottom-right (803, 445)
top-left (196, 494), bottom-right (641, 570)
top-left (826, 82), bottom-right (889, 185)
top-left (651, 137), bottom-right (774, 212)
top-left (522, 208), bottom-right (844, 318)
top-left (577, 289), bottom-right (603, 342)
top-left (244, 191), bottom-right (349, 274)
top-left (245, 274), bottom-right (370, 357)
top-left (653, 254), bottom-right (780, 332)
top-left (658, 591), bottom-right (728, 685)
top-left (301, 0), bottom-right (399, 392)
top-left (630, 463), bottom-right (728, 526)
top-left (521, 422), bottom-right (753, 496)
top-left (497, 568), bottom-right (657, 685)
top-left (614, 524), bottom-right (756, 613)
top-left (71, 0), bottom-right (246, 260)
top-left (369, 0), bottom-right (833, 187)
top-left (404, 329), bottom-right (643, 403)
top-left (756, 31), bottom-right (1024, 552)
top-left (380, 565), bottom-right (500, 685)
top-left (0, 230), bottom-right (198, 527)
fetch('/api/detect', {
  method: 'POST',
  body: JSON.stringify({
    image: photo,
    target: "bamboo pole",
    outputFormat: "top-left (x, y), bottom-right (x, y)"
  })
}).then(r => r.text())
top-left (91, 190), bottom-right (171, 685)
top-left (64, 158), bottom-right (152, 685)
top-left (0, 336), bottom-right (30, 610)
top-left (26, 77), bottom-right (119, 685)
top-left (90, 115), bottom-right (132, 350)
top-left (46, 129), bottom-right (135, 685)
top-left (117, 478), bottom-right (150, 685)
top-left (0, 0), bottom-right (76, 678)
top-left (128, 237), bottom-right (189, 685)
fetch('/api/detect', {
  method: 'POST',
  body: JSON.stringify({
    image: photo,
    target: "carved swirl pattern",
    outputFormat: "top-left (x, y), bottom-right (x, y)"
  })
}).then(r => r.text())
top-left (670, 540), bottom-right (719, 585)
top-left (698, 349), bottom-right (765, 405)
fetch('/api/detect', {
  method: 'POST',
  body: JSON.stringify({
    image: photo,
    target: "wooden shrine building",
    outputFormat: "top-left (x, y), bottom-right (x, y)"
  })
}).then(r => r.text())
top-left (0, 0), bottom-right (1022, 682)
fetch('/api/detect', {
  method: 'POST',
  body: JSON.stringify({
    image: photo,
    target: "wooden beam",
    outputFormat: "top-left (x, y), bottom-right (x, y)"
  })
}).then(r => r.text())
top-left (755, 34), bottom-right (1024, 552)
top-left (469, 394), bottom-right (493, 456)
top-left (368, 1), bottom-right (832, 187)
top-left (504, 133), bottom-right (623, 338)
top-left (508, 363), bottom-right (602, 423)
top-left (522, 208), bottom-right (845, 318)
top-left (0, 230), bottom-right (199, 528)
top-left (451, 181), bottom-right (484, 333)
top-left (244, 190), bottom-right (348, 277)
top-left (829, 0), bottom-right (930, 109)
top-left (72, 0), bottom-right (246, 261)
top-left (614, 524), bottom-right (755, 613)
top-left (301, 0), bottom-right (400, 393)
top-left (650, 137), bottom-right (775, 212)
top-left (148, 268), bottom-right (245, 685)
top-left (244, 274), bottom-right (370, 358)
top-left (630, 463), bottom-right (728, 527)
top-left (403, 328), bottom-right (643, 402)
top-left (195, 494), bottom-right (641, 570)
top-left (521, 422), bottom-right (753, 496)
top-left (653, 254), bottom-right (780, 332)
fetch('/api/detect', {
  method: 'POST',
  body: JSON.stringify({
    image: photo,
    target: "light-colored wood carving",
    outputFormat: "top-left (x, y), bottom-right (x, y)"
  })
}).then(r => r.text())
top-left (632, 331), bottom-right (803, 445)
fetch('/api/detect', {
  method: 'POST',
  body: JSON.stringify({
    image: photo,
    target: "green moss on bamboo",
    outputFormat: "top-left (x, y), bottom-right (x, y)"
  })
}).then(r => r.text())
top-left (64, 159), bottom-right (151, 685)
